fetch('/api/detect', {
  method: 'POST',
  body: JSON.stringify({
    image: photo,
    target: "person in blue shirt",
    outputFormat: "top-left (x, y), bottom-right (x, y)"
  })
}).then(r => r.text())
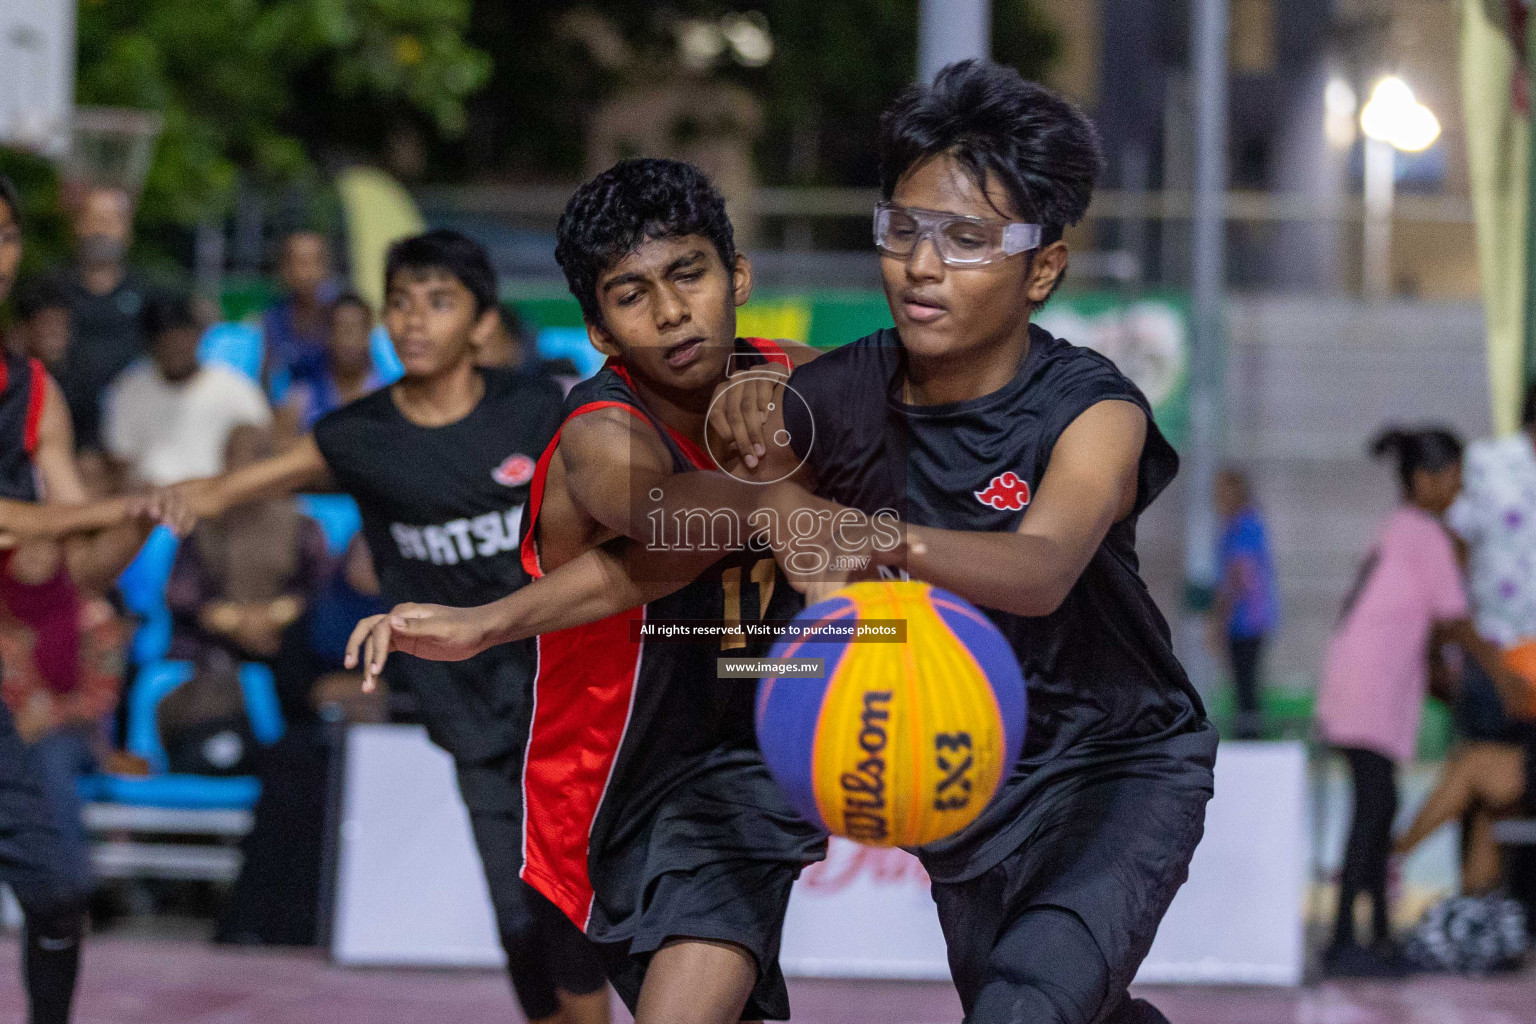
top-left (262, 230), bottom-right (338, 397)
top-left (278, 293), bottom-right (384, 433)
top-left (1215, 468), bottom-right (1280, 739)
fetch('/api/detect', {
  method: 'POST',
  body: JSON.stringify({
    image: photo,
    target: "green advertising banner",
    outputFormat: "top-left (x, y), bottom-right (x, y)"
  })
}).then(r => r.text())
top-left (507, 284), bottom-right (1190, 448)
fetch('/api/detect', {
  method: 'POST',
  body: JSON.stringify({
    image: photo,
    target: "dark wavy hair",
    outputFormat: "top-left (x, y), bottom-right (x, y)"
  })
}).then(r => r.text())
top-left (555, 158), bottom-right (736, 324)
top-left (13, 277), bottom-right (67, 321)
top-left (1370, 426), bottom-right (1463, 494)
top-left (879, 59), bottom-right (1103, 250)
top-left (142, 293), bottom-right (198, 339)
top-left (384, 229), bottom-right (497, 315)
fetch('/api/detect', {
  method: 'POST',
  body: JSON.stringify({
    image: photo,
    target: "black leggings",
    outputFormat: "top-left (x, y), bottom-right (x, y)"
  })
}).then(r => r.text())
top-left (1335, 747), bottom-right (1398, 947)
top-left (1228, 636), bottom-right (1265, 739)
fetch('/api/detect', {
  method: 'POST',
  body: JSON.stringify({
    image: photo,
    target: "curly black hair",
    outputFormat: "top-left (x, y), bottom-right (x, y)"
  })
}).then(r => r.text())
top-left (13, 277), bottom-right (67, 321)
top-left (384, 229), bottom-right (497, 314)
top-left (879, 60), bottom-right (1103, 248)
top-left (555, 158), bottom-right (736, 324)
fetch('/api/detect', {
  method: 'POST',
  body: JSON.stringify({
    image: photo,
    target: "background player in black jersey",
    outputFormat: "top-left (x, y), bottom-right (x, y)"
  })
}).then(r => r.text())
top-left (175, 229), bottom-right (608, 1024)
top-left (355, 65), bottom-right (1214, 1024)
top-left (0, 173), bottom-right (195, 1024)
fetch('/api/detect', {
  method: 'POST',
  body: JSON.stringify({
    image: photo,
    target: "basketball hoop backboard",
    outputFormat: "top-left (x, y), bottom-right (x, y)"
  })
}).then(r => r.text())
top-left (0, 0), bottom-right (75, 158)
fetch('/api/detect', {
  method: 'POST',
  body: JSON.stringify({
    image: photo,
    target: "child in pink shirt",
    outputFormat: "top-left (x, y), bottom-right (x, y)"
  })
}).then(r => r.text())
top-left (1317, 427), bottom-right (1510, 977)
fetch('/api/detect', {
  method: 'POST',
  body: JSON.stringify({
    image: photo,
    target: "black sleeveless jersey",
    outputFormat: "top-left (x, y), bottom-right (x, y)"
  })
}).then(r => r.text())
top-left (518, 339), bottom-right (825, 937)
top-left (313, 368), bottom-right (563, 768)
top-left (0, 354), bottom-right (46, 503)
top-left (784, 325), bottom-right (1215, 883)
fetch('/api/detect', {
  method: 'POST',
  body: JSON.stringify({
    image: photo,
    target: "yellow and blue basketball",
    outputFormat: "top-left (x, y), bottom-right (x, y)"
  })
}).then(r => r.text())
top-left (755, 580), bottom-right (1026, 847)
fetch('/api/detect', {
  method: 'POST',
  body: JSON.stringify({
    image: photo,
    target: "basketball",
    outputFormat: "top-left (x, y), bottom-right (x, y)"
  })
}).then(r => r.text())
top-left (755, 580), bottom-right (1027, 848)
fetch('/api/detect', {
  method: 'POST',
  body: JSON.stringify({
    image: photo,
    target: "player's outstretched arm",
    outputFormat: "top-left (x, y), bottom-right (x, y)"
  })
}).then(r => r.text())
top-left (0, 494), bottom-right (137, 541)
top-left (882, 399), bottom-right (1148, 618)
top-left (344, 538), bottom-right (721, 687)
top-left (174, 434), bottom-right (332, 520)
top-left (28, 374), bottom-right (197, 590)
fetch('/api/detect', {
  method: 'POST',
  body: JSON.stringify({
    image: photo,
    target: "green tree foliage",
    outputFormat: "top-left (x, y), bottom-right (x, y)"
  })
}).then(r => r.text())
top-left (73, 0), bottom-right (490, 228)
top-left (459, 1), bottom-right (1058, 187)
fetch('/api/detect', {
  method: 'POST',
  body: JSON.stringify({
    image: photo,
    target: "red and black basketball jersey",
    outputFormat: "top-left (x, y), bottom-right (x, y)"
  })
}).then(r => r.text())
top-left (518, 338), bottom-right (824, 937)
top-left (0, 354), bottom-right (49, 503)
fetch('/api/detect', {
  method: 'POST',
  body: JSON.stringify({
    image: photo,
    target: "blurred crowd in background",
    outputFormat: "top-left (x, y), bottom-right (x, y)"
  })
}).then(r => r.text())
top-left (0, 182), bottom-right (583, 943)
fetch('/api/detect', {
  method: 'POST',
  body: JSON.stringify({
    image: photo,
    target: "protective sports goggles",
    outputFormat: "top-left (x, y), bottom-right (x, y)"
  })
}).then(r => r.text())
top-left (873, 202), bottom-right (1043, 267)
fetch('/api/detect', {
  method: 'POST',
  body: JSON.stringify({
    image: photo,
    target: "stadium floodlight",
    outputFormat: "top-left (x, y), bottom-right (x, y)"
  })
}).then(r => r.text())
top-left (1358, 76), bottom-right (1440, 299)
top-left (1359, 76), bottom-right (1441, 153)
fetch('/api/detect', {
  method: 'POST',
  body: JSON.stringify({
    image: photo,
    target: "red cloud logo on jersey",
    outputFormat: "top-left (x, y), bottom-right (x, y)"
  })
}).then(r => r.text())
top-left (492, 454), bottom-right (536, 487)
top-left (974, 472), bottom-right (1031, 511)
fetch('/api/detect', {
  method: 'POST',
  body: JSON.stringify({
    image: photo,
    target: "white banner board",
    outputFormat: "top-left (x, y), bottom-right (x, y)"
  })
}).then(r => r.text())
top-left (0, 0), bottom-right (74, 156)
top-left (332, 727), bottom-right (1307, 987)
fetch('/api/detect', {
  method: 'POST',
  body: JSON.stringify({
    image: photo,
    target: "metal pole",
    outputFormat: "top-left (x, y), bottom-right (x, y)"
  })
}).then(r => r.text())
top-left (1182, 0), bottom-right (1230, 699)
top-left (918, 0), bottom-right (991, 83)
top-left (1362, 137), bottom-right (1395, 300)
top-left (1525, 12), bottom-right (1536, 384)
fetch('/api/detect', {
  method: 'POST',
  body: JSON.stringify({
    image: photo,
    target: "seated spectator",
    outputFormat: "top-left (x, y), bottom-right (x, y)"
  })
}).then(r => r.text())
top-left (278, 293), bottom-right (383, 434)
top-left (160, 425), bottom-right (328, 776)
top-left (1394, 741), bottom-right (1529, 896)
top-left (8, 278), bottom-right (71, 370)
top-left (262, 230), bottom-right (337, 398)
top-left (0, 541), bottom-right (133, 899)
top-left (104, 294), bottom-right (271, 486)
top-left (479, 304), bottom-right (582, 393)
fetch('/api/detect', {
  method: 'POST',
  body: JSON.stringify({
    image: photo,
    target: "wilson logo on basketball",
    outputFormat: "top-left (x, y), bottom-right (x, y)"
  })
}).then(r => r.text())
top-left (841, 689), bottom-right (892, 844)
top-left (492, 454), bottom-right (536, 487)
top-left (974, 471), bottom-right (1031, 511)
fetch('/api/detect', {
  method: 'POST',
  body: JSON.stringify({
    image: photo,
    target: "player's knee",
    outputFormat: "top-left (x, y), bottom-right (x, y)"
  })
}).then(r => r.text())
top-left (494, 910), bottom-right (542, 962)
top-left (969, 908), bottom-right (1108, 1024)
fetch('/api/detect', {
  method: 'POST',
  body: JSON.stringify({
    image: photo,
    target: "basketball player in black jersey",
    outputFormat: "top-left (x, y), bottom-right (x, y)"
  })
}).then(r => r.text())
top-left (356, 66), bottom-right (1215, 1024)
top-left (0, 173), bottom-right (194, 1024)
top-left (176, 230), bottom-right (608, 1024)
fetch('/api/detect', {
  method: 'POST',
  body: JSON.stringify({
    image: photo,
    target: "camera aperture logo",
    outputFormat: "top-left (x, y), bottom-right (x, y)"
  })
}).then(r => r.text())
top-left (704, 373), bottom-right (816, 486)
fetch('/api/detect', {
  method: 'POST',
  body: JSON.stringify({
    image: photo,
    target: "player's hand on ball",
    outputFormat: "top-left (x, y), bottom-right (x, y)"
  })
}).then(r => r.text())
top-left (345, 602), bottom-right (494, 691)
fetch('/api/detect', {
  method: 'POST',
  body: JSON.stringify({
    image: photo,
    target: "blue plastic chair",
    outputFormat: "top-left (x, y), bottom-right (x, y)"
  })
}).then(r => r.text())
top-left (297, 494), bottom-right (363, 557)
top-left (369, 325), bottom-right (404, 384)
top-left (116, 526), bottom-right (181, 664)
top-left (198, 322), bottom-right (264, 383)
top-left (82, 660), bottom-right (285, 810)
top-left (536, 326), bottom-right (605, 380)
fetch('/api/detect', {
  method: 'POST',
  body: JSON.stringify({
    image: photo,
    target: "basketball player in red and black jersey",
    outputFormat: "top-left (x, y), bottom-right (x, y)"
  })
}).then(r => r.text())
top-left (174, 230), bottom-right (609, 1024)
top-left (0, 173), bottom-right (193, 1024)
top-left (352, 160), bottom-right (827, 1024)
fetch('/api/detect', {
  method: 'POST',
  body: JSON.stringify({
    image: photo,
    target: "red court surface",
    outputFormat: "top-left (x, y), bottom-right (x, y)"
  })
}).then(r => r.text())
top-left (2, 938), bottom-right (1534, 1023)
